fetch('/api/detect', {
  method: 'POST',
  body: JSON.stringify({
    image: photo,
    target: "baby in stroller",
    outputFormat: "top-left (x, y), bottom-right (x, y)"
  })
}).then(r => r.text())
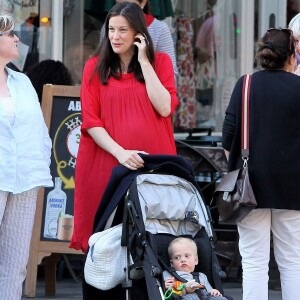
top-left (164, 237), bottom-right (228, 300)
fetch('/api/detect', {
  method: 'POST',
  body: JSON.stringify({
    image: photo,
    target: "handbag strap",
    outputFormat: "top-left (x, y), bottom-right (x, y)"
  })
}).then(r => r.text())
top-left (241, 74), bottom-right (252, 162)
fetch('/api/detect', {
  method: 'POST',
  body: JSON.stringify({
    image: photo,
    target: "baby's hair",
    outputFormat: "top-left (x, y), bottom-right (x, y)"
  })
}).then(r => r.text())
top-left (168, 237), bottom-right (198, 258)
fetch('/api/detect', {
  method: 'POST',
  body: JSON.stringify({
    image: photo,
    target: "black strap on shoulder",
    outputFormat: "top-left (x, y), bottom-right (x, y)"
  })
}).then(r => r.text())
top-left (191, 272), bottom-right (207, 300)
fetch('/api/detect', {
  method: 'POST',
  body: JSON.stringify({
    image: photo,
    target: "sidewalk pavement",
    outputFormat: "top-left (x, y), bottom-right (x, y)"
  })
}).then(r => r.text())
top-left (223, 282), bottom-right (282, 300)
top-left (22, 279), bottom-right (282, 300)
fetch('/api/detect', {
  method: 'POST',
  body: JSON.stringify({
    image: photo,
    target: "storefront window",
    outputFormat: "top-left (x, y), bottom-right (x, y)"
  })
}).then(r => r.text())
top-left (173, 0), bottom-right (242, 132)
top-left (4, 0), bottom-right (243, 132)
top-left (69, 0), bottom-right (243, 131)
top-left (3, 0), bottom-right (242, 131)
top-left (5, 0), bottom-right (294, 133)
top-left (63, 0), bottom-right (84, 84)
top-left (63, 0), bottom-right (103, 85)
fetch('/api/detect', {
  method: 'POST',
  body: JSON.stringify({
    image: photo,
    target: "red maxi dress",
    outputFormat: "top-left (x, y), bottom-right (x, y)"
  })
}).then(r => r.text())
top-left (70, 53), bottom-right (179, 252)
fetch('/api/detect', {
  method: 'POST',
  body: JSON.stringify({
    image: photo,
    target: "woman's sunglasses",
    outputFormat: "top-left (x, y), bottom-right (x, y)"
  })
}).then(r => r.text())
top-left (0, 30), bottom-right (18, 38)
top-left (267, 28), bottom-right (298, 51)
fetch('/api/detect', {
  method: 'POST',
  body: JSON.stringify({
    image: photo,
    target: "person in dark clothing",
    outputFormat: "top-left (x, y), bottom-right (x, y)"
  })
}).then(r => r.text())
top-left (26, 59), bottom-right (73, 102)
top-left (222, 28), bottom-right (300, 300)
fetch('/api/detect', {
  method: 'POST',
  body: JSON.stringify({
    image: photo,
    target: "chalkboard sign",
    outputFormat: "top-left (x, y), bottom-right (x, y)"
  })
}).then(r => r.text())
top-left (24, 85), bottom-right (83, 297)
top-left (41, 86), bottom-right (82, 241)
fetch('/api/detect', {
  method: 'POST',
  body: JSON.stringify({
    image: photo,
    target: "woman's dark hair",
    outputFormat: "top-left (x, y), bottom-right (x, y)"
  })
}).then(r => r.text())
top-left (256, 28), bottom-right (297, 70)
top-left (26, 59), bottom-right (73, 102)
top-left (94, 2), bottom-right (154, 84)
top-left (137, 0), bottom-right (150, 14)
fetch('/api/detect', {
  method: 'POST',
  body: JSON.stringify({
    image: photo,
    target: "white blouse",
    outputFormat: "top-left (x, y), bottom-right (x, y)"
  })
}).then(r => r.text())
top-left (0, 96), bottom-right (15, 126)
top-left (0, 67), bottom-right (53, 193)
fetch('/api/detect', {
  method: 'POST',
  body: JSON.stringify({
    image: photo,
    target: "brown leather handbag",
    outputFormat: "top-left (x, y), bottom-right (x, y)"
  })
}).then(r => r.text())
top-left (213, 74), bottom-right (257, 224)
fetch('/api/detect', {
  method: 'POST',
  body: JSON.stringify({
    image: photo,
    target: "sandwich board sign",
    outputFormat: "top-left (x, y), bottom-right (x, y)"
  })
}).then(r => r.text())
top-left (24, 85), bottom-right (83, 297)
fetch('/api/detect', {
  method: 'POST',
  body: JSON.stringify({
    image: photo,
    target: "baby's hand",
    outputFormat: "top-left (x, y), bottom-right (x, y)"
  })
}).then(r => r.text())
top-left (186, 280), bottom-right (202, 289)
top-left (211, 288), bottom-right (222, 296)
top-left (164, 277), bottom-right (174, 290)
top-left (185, 280), bottom-right (203, 293)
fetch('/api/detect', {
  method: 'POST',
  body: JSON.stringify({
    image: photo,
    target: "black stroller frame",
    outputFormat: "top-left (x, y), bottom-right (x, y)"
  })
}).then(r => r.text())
top-left (93, 154), bottom-right (226, 300)
top-left (122, 187), bottom-right (165, 299)
top-left (175, 134), bottom-right (241, 279)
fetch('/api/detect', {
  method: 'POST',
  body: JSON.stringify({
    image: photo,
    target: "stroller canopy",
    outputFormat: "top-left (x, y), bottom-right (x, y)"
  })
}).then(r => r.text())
top-left (135, 173), bottom-right (213, 238)
top-left (93, 154), bottom-right (203, 233)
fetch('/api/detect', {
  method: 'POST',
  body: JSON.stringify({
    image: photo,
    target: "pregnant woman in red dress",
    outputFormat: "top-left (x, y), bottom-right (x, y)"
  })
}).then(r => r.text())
top-left (70, 2), bottom-right (178, 255)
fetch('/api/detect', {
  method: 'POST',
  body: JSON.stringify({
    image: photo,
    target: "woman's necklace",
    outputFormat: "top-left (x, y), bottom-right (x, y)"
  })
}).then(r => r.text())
top-left (120, 61), bottom-right (128, 73)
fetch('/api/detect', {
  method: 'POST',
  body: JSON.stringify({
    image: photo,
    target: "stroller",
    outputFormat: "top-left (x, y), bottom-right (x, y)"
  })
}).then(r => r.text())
top-left (91, 154), bottom-right (228, 300)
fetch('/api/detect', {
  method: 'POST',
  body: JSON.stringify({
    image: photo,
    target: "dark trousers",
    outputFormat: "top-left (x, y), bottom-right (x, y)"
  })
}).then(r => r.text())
top-left (82, 275), bottom-right (149, 299)
top-left (82, 276), bottom-right (126, 300)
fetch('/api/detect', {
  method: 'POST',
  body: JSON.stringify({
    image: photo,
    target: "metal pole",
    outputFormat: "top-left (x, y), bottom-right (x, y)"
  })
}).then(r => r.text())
top-left (51, 0), bottom-right (63, 61)
top-left (241, 0), bottom-right (255, 75)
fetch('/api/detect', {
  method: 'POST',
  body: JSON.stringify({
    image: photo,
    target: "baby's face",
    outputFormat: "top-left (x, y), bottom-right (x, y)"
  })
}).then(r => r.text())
top-left (170, 242), bottom-right (198, 273)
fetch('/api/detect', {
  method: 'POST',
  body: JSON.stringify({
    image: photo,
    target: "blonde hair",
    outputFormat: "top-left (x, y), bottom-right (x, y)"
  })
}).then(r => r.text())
top-left (289, 13), bottom-right (300, 36)
top-left (0, 15), bottom-right (14, 33)
top-left (168, 237), bottom-right (198, 258)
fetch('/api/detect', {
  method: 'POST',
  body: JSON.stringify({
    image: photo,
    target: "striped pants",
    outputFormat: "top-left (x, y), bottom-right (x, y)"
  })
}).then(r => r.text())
top-left (0, 188), bottom-right (39, 300)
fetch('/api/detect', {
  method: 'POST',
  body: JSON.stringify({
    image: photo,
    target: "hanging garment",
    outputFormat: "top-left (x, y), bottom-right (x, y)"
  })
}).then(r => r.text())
top-left (174, 15), bottom-right (196, 129)
top-left (195, 15), bottom-right (218, 91)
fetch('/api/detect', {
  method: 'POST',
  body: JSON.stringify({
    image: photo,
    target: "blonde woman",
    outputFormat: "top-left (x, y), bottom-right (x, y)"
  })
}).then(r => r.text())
top-left (288, 13), bottom-right (300, 74)
top-left (0, 15), bottom-right (52, 299)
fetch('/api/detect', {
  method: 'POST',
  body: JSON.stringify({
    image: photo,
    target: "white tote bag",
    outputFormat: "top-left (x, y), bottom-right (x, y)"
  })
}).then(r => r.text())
top-left (84, 224), bottom-right (128, 290)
